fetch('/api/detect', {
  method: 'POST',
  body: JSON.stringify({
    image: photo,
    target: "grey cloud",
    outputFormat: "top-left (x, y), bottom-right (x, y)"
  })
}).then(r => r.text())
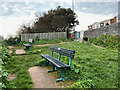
top-left (74, 2), bottom-right (118, 15)
top-left (0, 2), bottom-right (29, 16)
top-left (0, 2), bottom-right (66, 17)
top-left (0, 2), bottom-right (118, 17)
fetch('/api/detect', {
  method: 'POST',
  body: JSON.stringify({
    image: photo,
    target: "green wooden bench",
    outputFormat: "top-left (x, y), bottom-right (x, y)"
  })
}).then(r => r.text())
top-left (23, 44), bottom-right (31, 51)
top-left (23, 39), bottom-right (34, 51)
top-left (41, 46), bottom-right (75, 82)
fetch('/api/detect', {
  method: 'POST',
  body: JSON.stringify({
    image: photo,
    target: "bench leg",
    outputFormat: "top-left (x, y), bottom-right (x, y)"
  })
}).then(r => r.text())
top-left (26, 47), bottom-right (30, 51)
top-left (48, 65), bottom-right (57, 72)
top-left (56, 68), bottom-right (68, 82)
top-left (46, 60), bottom-right (49, 66)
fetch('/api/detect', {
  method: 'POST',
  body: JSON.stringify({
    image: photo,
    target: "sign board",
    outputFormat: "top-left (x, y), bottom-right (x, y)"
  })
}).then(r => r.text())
top-left (29, 39), bottom-right (33, 43)
top-left (72, 27), bottom-right (75, 31)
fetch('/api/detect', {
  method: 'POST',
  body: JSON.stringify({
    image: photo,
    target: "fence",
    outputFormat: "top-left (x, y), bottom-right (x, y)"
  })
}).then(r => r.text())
top-left (21, 32), bottom-right (67, 41)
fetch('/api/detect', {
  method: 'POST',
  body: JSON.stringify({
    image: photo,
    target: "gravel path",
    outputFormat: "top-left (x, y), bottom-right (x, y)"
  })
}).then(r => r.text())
top-left (8, 46), bottom-right (14, 49)
top-left (28, 66), bottom-right (58, 88)
top-left (91, 43), bottom-right (104, 48)
top-left (34, 42), bottom-right (70, 47)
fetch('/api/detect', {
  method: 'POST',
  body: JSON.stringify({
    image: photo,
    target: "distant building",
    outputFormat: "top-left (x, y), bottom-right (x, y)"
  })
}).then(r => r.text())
top-left (88, 25), bottom-right (93, 30)
top-left (92, 22), bottom-right (100, 29)
top-left (101, 19), bottom-right (110, 27)
top-left (88, 15), bottom-right (119, 30)
top-left (110, 16), bottom-right (118, 24)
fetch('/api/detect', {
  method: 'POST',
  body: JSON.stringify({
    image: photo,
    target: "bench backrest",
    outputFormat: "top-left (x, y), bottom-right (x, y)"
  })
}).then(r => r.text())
top-left (50, 46), bottom-right (75, 59)
top-left (50, 46), bottom-right (75, 68)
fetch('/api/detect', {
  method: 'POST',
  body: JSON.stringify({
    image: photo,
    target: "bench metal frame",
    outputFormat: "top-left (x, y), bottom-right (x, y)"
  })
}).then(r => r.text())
top-left (23, 39), bottom-right (34, 51)
top-left (23, 44), bottom-right (31, 51)
top-left (41, 46), bottom-right (75, 82)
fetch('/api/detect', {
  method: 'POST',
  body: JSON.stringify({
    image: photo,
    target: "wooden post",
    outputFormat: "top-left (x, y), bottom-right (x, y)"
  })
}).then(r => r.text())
top-left (88, 37), bottom-right (90, 43)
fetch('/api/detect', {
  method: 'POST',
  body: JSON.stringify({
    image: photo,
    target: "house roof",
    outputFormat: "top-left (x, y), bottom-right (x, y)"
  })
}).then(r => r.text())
top-left (92, 22), bottom-right (100, 25)
top-left (88, 25), bottom-right (92, 27)
top-left (100, 19), bottom-right (110, 23)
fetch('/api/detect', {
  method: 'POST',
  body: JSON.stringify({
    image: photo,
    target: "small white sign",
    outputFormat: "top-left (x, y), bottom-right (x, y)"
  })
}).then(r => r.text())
top-left (29, 39), bottom-right (32, 43)
top-left (73, 27), bottom-right (75, 31)
top-left (58, 48), bottom-right (61, 50)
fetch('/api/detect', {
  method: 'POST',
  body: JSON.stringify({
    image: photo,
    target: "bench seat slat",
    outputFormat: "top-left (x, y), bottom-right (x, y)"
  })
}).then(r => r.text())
top-left (41, 54), bottom-right (70, 68)
top-left (23, 44), bottom-right (31, 47)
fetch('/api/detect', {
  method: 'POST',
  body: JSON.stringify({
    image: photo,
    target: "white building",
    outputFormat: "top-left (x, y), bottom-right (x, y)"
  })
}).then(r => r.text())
top-left (92, 22), bottom-right (100, 29)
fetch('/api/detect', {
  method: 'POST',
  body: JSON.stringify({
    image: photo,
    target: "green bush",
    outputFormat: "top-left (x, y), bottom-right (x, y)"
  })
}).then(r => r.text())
top-left (35, 35), bottom-right (40, 41)
top-left (1, 41), bottom-right (15, 88)
top-left (89, 35), bottom-right (119, 49)
top-left (5, 36), bottom-right (21, 45)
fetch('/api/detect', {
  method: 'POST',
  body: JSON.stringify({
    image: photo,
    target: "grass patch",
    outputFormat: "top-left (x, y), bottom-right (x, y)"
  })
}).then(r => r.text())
top-left (12, 38), bottom-right (73, 47)
top-left (5, 41), bottom-right (118, 88)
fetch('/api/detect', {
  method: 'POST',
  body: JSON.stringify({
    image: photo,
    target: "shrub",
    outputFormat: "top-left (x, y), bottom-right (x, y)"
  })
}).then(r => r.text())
top-left (35, 35), bottom-right (40, 41)
top-left (5, 36), bottom-right (21, 45)
top-left (1, 41), bottom-right (15, 88)
top-left (89, 35), bottom-right (119, 49)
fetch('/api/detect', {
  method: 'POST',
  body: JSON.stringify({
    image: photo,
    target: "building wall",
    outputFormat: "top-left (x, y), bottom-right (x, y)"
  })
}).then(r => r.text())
top-left (88, 25), bottom-right (93, 30)
top-left (84, 22), bottom-right (119, 38)
top-left (102, 20), bottom-right (110, 26)
top-left (114, 16), bottom-right (117, 23)
top-left (92, 22), bottom-right (100, 29)
top-left (110, 19), bottom-right (115, 24)
top-left (117, 16), bottom-right (118, 22)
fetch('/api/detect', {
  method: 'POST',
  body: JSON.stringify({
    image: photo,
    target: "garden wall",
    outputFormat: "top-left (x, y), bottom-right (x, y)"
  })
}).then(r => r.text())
top-left (83, 22), bottom-right (119, 38)
top-left (21, 32), bottom-right (66, 41)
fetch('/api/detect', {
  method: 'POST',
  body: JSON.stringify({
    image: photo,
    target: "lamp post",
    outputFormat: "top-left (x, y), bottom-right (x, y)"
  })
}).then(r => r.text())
top-left (72, 0), bottom-right (75, 32)
top-left (72, 0), bottom-right (74, 12)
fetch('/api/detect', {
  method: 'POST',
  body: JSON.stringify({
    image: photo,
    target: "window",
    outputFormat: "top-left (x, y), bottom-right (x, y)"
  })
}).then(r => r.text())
top-left (93, 25), bottom-right (95, 29)
top-left (89, 26), bottom-right (92, 28)
top-left (100, 23), bottom-right (104, 27)
top-left (97, 24), bottom-right (99, 28)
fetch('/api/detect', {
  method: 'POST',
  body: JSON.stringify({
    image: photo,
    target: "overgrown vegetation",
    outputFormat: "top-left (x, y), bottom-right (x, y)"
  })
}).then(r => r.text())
top-left (6, 41), bottom-right (118, 88)
top-left (88, 35), bottom-right (119, 50)
top-left (55, 42), bottom-right (118, 88)
top-left (4, 36), bottom-right (21, 46)
top-left (1, 41), bottom-right (15, 88)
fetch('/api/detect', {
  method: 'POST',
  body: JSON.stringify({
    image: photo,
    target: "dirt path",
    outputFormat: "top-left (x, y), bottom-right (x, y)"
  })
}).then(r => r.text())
top-left (8, 73), bottom-right (16, 80)
top-left (8, 46), bottom-right (14, 49)
top-left (34, 42), bottom-right (70, 47)
top-left (15, 50), bottom-right (26, 54)
top-left (28, 66), bottom-right (58, 88)
top-left (91, 43), bottom-right (104, 48)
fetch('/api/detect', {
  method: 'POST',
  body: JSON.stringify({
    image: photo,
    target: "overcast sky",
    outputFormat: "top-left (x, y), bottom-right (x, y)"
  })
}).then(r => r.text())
top-left (0, 0), bottom-right (119, 38)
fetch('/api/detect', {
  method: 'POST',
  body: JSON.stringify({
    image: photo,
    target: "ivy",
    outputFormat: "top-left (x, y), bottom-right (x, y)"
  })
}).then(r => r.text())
top-left (1, 41), bottom-right (15, 89)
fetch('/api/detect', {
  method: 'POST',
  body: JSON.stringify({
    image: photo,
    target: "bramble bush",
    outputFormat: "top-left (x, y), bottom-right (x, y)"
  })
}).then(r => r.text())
top-left (1, 41), bottom-right (15, 89)
top-left (5, 36), bottom-right (21, 46)
top-left (89, 35), bottom-right (119, 49)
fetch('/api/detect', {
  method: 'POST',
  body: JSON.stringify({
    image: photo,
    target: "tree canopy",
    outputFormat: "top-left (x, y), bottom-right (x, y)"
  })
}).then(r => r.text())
top-left (19, 6), bottom-right (79, 34)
